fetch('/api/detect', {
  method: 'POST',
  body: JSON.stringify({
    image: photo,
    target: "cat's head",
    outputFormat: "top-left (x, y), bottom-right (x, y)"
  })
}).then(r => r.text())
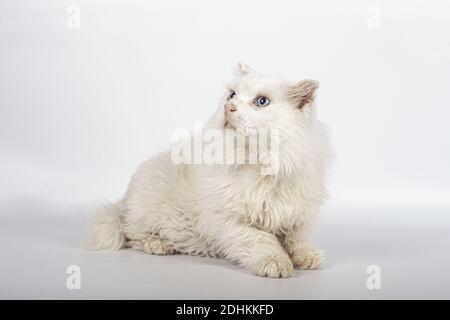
top-left (221, 63), bottom-right (319, 135)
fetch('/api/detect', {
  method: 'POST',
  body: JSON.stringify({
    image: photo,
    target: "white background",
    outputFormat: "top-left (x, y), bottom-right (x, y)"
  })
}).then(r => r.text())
top-left (1, 0), bottom-right (450, 299)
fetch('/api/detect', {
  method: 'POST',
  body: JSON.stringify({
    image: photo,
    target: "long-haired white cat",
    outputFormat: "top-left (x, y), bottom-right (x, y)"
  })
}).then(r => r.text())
top-left (88, 63), bottom-right (333, 278)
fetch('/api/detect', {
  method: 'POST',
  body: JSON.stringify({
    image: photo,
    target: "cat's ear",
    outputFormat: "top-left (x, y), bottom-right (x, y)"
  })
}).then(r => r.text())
top-left (234, 62), bottom-right (253, 76)
top-left (287, 79), bottom-right (319, 109)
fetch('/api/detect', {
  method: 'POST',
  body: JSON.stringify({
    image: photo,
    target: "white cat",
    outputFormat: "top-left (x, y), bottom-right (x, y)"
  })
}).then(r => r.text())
top-left (88, 63), bottom-right (333, 278)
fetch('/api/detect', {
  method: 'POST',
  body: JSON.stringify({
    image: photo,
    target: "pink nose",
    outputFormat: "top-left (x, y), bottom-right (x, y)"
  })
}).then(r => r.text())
top-left (225, 103), bottom-right (237, 113)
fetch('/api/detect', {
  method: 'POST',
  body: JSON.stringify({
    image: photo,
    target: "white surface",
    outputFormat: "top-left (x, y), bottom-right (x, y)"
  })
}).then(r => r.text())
top-left (1, 0), bottom-right (450, 299)
top-left (1, 203), bottom-right (450, 299)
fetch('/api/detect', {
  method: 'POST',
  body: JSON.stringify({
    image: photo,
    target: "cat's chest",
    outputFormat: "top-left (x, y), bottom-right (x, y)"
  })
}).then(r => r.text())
top-left (197, 165), bottom-right (308, 233)
top-left (232, 174), bottom-right (304, 233)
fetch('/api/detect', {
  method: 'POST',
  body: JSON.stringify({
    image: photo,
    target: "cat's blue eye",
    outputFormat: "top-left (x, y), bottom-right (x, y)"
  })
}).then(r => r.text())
top-left (255, 96), bottom-right (270, 107)
top-left (229, 91), bottom-right (236, 100)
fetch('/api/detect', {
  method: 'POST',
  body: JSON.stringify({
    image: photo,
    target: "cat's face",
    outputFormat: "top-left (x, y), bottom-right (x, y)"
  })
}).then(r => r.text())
top-left (221, 63), bottom-right (319, 135)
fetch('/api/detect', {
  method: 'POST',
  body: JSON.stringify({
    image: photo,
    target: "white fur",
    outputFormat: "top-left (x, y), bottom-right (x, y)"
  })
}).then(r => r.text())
top-left (88, 64), bottom-right (333, 278)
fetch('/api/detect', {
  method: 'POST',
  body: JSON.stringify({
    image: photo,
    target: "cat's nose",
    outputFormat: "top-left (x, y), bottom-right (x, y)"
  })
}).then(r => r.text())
top-left (224, 103), bottom-right (237, 113)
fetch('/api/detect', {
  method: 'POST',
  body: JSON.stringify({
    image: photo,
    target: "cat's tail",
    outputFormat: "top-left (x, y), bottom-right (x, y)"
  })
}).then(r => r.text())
top-left (86, 201), bottom-right (126, 250)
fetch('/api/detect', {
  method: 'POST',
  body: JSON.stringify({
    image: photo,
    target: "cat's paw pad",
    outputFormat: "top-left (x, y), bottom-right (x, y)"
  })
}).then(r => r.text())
top-left (291, 248), bottom-right (324, 270)
top-left (254, 255), bottom-right (294, 278)
top-left (128, 237), bottom-right (175, 255)
top-left (143, 239), bottom-right (168, 255)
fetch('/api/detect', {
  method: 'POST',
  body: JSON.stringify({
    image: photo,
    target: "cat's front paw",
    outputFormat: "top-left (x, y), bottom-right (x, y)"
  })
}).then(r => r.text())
top-left (291, 248), bottom-right (324, 270)
top-left (253, 254), bottom-right (294, 278)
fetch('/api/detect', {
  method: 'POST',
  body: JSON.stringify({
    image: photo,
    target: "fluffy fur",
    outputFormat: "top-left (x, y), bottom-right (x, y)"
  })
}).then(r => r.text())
top-left (88, 63), bottom-right (333, 278)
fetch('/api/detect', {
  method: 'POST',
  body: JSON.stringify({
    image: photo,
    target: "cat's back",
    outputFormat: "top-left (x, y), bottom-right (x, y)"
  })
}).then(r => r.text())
top-left (124, 150), bottom-right (191, 211)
